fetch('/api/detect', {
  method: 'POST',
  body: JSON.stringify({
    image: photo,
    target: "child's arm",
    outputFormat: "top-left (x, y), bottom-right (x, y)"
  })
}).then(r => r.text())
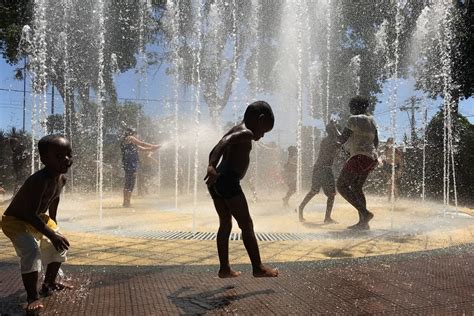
top-left (329, 120), bottom-right (352, 144)
top-left (16, 178), bottom-right (69, 251)
top-left (373, 128), bottom-right (379, 149)
top-left (48, 197), bottom-right (59, 223)
top-left (204, 130), bottom-right (253, 185)
top-left (128, 136), bottom-right (160, 150)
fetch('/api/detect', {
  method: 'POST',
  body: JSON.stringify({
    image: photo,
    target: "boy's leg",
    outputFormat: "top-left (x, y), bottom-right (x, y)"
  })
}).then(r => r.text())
top-left (322, 169), bottom-right (337, 223)
top-left (297, 190), bottom-right (317, 222)
top-left (283, 182), bottom-right (296, 206)
top-left (337, 169), bottom-right (372, 229)
top-left (212, 198), bottom-right (241, 278)
top-left (40, 262), bottom-right (74, 295)
top-left (353, 173), bottom-right (369, 209)
top-left (22, 271), bottom-right (43, 312)
top-left (324, 194), bottom-right (336, 223)
top-left (225, 194), bottom-right (278, 277)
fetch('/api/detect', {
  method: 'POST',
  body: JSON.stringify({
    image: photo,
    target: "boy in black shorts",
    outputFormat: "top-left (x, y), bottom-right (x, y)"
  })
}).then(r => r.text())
top-left (297, 124), bottom-right (340, 223)
top-left (205, 101), bottom-right (278, 278)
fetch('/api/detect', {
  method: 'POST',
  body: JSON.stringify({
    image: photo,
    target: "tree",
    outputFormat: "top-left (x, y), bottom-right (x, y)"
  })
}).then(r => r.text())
top-left (0, 0), bottom-right (166, 137)
top-left (413, 1), bottom-right (474, 108)
top-left (425, 110), bottom-right (474, 205)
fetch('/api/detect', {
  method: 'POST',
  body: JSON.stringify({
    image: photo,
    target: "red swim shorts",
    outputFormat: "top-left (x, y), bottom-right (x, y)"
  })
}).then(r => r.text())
top-left (342, 155), bottom-right (377, 174)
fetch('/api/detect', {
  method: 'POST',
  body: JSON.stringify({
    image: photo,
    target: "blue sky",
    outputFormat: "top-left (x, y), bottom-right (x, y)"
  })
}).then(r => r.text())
top-left (0, 57), bottom-right (473, 145)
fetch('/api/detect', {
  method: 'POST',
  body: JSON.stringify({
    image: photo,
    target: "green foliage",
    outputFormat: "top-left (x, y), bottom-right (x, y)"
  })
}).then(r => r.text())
top-left (425, 110), bottom-right (474, 204)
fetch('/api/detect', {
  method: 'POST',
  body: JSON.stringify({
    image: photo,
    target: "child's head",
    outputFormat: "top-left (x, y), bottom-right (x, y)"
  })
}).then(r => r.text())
top-left (386, 137), bottom-right (394, 146)
top-left (243, 101), bottom-right (275, 141)
top-left (287, 146), bottom-right (297, 156)
top-left (124, 127), bottom-right (137, 137)
top-left (349, 96), bottom-right (369, 115)
top-left (38, 135), bottom-right (72, 174)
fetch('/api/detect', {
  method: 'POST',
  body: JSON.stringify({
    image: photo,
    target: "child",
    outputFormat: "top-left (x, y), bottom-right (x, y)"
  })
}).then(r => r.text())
top-left (2, 135), bottom-right (73, 313)
top-left (297, 124), bottom-right (340, 223)
top-left (204, 101), bottom-right (278, 278)
top-left (120, 127), bottom-right (160, 207)
top-left (330, 96), bottom-right (379, 230)
top-left (282, 146), bottom-right (297, 206)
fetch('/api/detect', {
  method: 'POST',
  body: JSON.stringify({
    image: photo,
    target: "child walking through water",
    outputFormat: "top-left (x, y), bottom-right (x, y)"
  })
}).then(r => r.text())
top-left (330, 96), bottom-right (379, 230)
top-left (205, 101), bottom-right (279, 278)
top-left (296, 124), bottom-right (340, 223)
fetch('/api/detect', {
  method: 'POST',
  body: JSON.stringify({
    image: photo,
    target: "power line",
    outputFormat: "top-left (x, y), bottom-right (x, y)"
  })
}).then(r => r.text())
top-left (0, 87), bottom-right (248, 104)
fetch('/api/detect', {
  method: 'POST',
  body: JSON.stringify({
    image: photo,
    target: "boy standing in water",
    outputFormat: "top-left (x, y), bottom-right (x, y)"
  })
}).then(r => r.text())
top-left (296, 124), bottom-right (340, 223)
top-left (2, 135), bottom-right (73, 313)
top-left (330, 96), bottom-right (379, 230)
top-left (205, 101), bottom-right (279, 278)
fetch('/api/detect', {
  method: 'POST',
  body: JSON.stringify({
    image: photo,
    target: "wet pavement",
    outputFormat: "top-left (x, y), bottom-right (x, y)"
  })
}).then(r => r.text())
top-left (0, 194), bottom-right (473, 314)
top-left (0, 243), bottom-right (473, 315)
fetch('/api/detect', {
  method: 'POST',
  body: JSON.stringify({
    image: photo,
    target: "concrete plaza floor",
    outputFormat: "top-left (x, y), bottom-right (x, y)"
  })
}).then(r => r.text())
top-left (0, 192), bottom-right (473, 314)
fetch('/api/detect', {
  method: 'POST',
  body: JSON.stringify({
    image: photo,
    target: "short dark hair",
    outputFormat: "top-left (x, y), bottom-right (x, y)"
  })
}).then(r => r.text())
top-left (349, 96), bottom-right (369, 113)
top-left (243, 101), bottom-right (274, 126)
top-left (124, 127), bottom-right (136, 136)
top-left (287, 146), bottom-right (297, 154)
top-left (38, 134), bottom-right (68, 159)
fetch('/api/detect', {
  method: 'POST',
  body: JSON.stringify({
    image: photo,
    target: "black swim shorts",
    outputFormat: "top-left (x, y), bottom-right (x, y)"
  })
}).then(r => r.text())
top-left (208, 168), bottom-right (243, 200)
top-left (311, 166), bottom-right (336, 196)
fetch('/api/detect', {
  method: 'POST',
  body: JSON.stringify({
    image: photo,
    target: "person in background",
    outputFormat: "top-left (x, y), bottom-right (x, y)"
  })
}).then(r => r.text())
top-left (120, 128), bottom-right (160, 207)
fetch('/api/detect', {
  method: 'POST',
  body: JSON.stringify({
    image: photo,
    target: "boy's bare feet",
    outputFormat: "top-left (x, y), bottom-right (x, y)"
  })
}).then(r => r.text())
top-left (298, 215), bottom-right (306, 222)
top-left (253, 265), bottom-right (279, 277)
top-left (26, 298), bottom-right (43, 313)
top-left (347, 222), bottom-right (370, 230)
top-left (218, 268), bottom-right (241, 278)
top-left (364, 210), bottom-right (374, 223)
top-left (324, 218), bottom-right (337, 224)
top-left (40, 282), bottom-right (74, 297)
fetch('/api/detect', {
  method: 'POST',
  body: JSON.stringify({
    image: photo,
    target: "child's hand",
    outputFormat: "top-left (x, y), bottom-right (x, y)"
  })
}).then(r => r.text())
top-left (204, 166), bottom-right (218, 186)
top-left (50, 233), bottom-right (70, 253)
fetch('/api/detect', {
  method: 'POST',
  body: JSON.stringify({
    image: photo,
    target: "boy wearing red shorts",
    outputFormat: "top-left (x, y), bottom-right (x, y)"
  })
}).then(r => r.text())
top-left (330, 96), bottom-right (379, 230)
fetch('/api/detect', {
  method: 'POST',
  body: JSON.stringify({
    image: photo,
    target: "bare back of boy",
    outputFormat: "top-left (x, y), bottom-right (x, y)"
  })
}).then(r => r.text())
top-left (5, 169), bottom-right (66, 220)
top-left (219, 124), bottom-right (252, 178)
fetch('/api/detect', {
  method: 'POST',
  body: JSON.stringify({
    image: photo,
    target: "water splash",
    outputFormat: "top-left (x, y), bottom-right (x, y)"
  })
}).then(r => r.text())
top-left (96, 0), bottom-right (106, 223)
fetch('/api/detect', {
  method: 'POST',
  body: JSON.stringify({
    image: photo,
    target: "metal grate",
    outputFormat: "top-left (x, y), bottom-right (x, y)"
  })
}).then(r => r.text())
top-left (102, 230), bottom-right (337, 241)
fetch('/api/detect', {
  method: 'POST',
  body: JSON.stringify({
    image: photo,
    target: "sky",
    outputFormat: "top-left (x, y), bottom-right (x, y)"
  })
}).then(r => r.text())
top-left (0, 57), bottom-right (473, 147)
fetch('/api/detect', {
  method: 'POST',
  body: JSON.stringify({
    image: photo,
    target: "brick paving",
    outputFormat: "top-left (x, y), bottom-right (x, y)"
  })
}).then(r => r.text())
top-left (1, 245), bottom-right (473, 315)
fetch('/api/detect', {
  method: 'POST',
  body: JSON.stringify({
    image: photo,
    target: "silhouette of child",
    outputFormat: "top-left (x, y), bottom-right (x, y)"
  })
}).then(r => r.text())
top-left (330, 96), bottom-right (379, 230)
top-left (205, 101), bottom-right (278, 278)
top-left (2, 135), bottom-right (74, 313)
top-left (297, 124), bottom-right (340, 223)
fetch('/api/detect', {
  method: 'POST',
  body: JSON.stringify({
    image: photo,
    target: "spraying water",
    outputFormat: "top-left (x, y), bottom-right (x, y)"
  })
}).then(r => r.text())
top-left (96, 0), bottom-right (106, 223)
top-left (192, 0), bottom-right (203, 233)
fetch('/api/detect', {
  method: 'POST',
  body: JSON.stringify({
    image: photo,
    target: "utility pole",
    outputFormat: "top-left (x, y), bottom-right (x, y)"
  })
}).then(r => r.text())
top-left (23, 58), bottom-right (26, 131)
top-left (51, 85), bottom-right (54, 114)
top-left (400, 96), bottom-right (422, 145)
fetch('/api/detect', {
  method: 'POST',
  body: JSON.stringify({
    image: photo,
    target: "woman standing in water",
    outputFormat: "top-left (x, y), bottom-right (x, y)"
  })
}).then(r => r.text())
top-left (121, 128), bottom-right (160, 207)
